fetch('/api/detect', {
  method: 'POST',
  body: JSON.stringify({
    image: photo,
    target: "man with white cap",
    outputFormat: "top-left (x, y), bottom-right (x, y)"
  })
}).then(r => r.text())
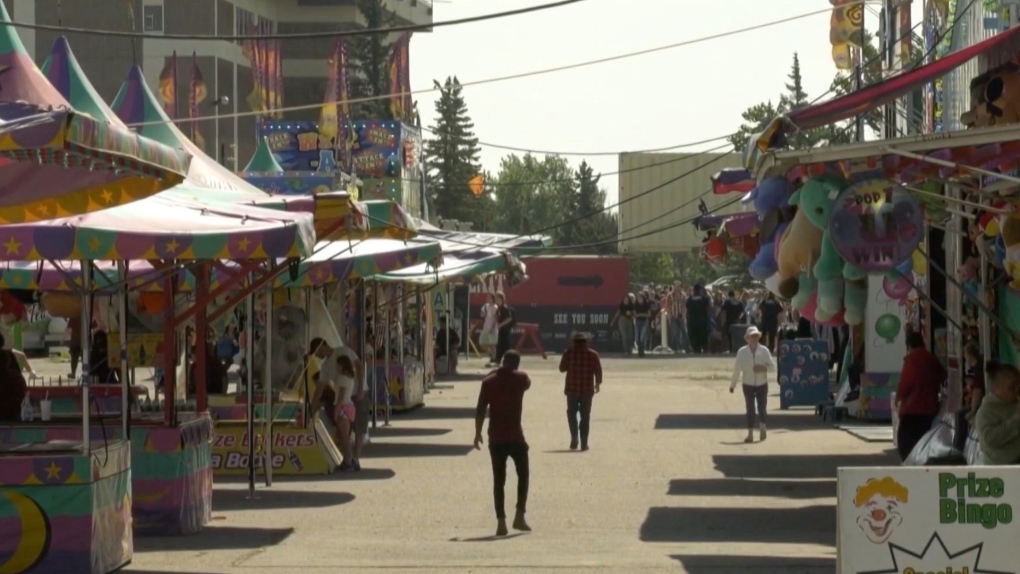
top-left (729, 326), bottom-right (777, 443)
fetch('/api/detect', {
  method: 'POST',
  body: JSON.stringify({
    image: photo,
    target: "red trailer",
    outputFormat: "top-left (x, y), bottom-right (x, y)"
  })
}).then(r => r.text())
top-left (470, 256), bottom-right (629, 353)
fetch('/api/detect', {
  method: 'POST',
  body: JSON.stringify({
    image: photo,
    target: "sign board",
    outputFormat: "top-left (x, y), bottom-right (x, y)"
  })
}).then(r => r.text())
top-left (211, 425), bottom-right (329, 475)
top-left (830, 179), bottom-right (924, 272)
top-left (107, 332), bottom-right (168, 368)
top-left (838, 466), bottom-right (1020, 573)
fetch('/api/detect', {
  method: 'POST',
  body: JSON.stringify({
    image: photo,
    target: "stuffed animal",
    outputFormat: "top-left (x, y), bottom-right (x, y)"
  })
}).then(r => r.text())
top-left (748, 178), bottom-right (792, 281)
top-left (962, 64), bottom-right (1020, 128)
top-left (1000, 214), bottom-right (1020, 291)
top-left (789, 174), bottom-right (849, 322)
top-left (775, 207), bottom-right (823, 309)
top-left (252, 303), bottom-right (308, 391)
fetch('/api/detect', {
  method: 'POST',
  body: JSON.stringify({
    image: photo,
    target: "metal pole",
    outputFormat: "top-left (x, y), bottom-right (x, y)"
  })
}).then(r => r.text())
top-left (446, 282), bottom-right (451, 372)
top-left (117, 262), bottom-right (130, 440)
top-left (371, 282), bottom-right (378, 430)
top-left (384, 288), bottom-right (392, 426)
top-left (263, 281), bottom-right (274, 486)
top-left (245, 282), bottom-right (256, 498)
top-left (81, 261), bottom-right (92, 455)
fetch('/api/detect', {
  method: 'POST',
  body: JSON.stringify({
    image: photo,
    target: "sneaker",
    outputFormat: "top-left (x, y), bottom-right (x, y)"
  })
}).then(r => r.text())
top-left (338, 461), bottom-right (353, 472)
top-left (512, 512), bottom-right (531, 532)
top-left (352, 458), bottom-right (361, 471)
top-left (759, 425), bottom-right (767, 441)
top-left (744, 432), bottom-right (754, 443)
top-left (569, 439), bottom-right (578, 450)
top-left (496, 518), bottom-right (508, 536)
top-left (581, 443), bottom-right (589, 451)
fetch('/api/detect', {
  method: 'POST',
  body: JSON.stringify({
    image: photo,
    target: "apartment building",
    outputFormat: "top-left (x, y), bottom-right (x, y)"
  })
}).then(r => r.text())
top-left (3, 0), bottom-right (432, 169)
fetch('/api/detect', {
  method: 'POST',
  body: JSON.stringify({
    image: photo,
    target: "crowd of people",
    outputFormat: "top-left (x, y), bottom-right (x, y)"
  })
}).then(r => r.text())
top-left (612, 281), bottom-right (789, 356)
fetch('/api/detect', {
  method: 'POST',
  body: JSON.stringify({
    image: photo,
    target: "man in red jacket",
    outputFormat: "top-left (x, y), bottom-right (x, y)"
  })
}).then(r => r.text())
top-left (895, 332), bottom-right (946, 461)
top-left (559, 331), bottom-right (603, 451)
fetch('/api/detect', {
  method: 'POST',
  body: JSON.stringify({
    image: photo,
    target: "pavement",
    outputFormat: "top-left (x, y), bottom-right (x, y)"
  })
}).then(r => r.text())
top-left (33, 353), bottom-right (897, 573)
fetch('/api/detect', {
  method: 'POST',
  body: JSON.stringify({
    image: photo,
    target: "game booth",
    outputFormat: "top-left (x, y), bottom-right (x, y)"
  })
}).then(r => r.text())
top-left (722, 20), bottom-right (1020, 572)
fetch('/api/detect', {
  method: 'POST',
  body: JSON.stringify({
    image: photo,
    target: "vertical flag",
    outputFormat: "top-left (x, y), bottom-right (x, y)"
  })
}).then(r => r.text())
top-left (400, 34), bottom-right (412, 124)
top-left (337, 38), bottom-right (355, 172)
top-left (319, 38), bottom-right (341, 150)
top-left (244, 14), bottom-right (266, 117)
top-left (387, 33), bottom-right (411, 122)
top-left (158, 51), bottom-right (177, 119)
top-left (189, 52), bottom-right (208, 150)
top-left (274, 39), bottom-right (284, 119)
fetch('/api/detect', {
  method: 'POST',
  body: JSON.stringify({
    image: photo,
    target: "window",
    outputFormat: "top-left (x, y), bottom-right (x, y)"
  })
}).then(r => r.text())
top-left (143, 5), bottom-right (164, 33)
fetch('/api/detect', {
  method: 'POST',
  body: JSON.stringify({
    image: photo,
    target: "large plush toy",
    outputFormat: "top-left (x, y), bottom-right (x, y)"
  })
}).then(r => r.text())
top-left (788, 174), bottom-right (868, 326)
top-left (748, 177), bottom-right (792, 280)
top-left (775, 207), bottom-right (823, 309)
top-left (962, 64), bottom-right (1020, 128)
top-left (1001, 214), bottom-right (1020, 291)
top-left (252, 303), bottom-right (308, 391)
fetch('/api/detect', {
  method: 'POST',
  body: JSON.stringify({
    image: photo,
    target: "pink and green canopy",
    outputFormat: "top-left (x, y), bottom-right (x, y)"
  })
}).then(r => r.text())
top-left (0, 7), bottom-right (189, 224)
top-left (0, 239), bottom-right (442, 292)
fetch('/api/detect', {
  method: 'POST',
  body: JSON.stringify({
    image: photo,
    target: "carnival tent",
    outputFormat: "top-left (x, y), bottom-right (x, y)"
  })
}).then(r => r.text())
top-left (0, 7), bottom-right (189, 224)
top-left (368, 249), bottom-right (524, 285)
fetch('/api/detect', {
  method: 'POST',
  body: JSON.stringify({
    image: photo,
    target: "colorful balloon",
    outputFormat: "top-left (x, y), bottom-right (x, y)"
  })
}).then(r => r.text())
top-left (875, 313), bottom-right (901, 343)
top-left (911, 250), bottom-right (927, 274)
top-left (883, 275), bottom-right (913, 300)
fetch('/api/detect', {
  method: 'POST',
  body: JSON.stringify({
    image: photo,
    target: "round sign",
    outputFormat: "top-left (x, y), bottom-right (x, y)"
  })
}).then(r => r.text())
top-left (828, 179), bottom-right (923, 272)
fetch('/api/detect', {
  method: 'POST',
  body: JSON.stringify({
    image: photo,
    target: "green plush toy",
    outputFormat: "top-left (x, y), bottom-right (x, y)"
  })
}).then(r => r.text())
top-left (789, 174), bottom-right (848, 322)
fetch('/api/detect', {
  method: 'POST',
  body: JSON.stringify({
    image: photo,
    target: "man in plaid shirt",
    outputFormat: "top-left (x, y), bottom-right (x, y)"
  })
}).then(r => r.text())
top-left (559, 331), bottom-right (603, 451)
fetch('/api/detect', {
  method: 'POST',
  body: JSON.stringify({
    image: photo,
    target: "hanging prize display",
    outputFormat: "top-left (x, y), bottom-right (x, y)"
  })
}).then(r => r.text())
top-left (829, 179), bottom-right (924, 273)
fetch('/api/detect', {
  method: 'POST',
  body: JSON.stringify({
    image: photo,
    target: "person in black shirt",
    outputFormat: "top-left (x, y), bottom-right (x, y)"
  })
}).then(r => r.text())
top-left (494, 291), bottom-right (515, 364)
top-left (435, 315), bottom-right (461, 373)
top-left (633, 292), bottom-right (651, 357)
top-left (685, 285), bottom-right (711, 354)
top-left (611, 294), bottom-right (636, 355)
top-left (720, 291), bottom-right (745, 353)
top-left (758, 292), bottom-right (783, 352)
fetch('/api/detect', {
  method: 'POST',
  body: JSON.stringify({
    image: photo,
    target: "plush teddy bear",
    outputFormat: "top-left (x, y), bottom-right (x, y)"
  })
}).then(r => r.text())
top-left (775, 207), bottom-right (823, 310)
top-left (789, 174), bottom-right (850, 322)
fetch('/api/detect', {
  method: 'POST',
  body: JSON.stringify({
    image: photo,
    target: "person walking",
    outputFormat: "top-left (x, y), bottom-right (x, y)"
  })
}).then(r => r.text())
top-left (480, 293), bottom-right (499, 366)
top-left (729, 326), bottom-right (776, 443)
top-left (686, 284), bottom-right (711, 354)
top-left (611, 294), bottom-right (636, 355)
top-left (721, 291), bottom-right (745, 353)
top-left (633, 292), bottom-right (651, 357)
top-left (758, 292), bottom-right (783, 352)
top-left (894, 332), bottom-right (946, 461)
top-left (559, 331), bottom-right (603, 451)
top-left (474, 350), bottom-right (532, 536)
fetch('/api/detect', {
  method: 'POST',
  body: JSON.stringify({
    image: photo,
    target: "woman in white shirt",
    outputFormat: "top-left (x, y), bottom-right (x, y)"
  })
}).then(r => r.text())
top-left (333, 354), bottom-right (357, 471)
top-left (729, 326), bottom-right (777, 443)
top-left (480, 293), bottom-right (498, 366)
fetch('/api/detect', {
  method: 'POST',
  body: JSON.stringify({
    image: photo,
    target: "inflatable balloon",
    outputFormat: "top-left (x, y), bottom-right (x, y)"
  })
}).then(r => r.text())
top-left (911, 250), bottom-right (927, 274)
top-left (895, 258), bottom-right (912, 276)
top-left (883, 275), bottom-right (913, 300)
top-left (875, 313), bottom-right (901, 343)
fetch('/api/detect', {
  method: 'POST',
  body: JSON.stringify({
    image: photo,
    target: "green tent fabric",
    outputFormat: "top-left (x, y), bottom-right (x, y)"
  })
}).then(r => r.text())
top-left (368, 251), bottom-right (520, 285)
top-left (244, 137), bottom-right (285, 173)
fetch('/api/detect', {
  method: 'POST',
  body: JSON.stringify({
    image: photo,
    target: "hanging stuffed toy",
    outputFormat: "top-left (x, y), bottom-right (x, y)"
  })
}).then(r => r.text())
top-left (775, 207), bottom-right (823, 310)
top-left (789, 174), bottom-right (849, 323)
top-left (748, 177), bottom-right (792, 281)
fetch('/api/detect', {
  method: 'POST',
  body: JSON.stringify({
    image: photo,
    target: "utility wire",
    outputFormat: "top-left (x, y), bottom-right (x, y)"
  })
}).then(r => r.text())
top-left (129, 5), bottom-right (844, 128)
top-left (419, 130), bottom-right (730, 157)
top-left (2, 0), bottom-right (589, 40)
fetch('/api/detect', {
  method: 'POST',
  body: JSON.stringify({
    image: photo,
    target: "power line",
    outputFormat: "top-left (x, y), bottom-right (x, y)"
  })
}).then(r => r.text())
top-left (419, 130), bottom-right (731, 157)
top-left (130, 5), bottom-right (843, 128)
top-left (2, 0), bottom-right (589, 40)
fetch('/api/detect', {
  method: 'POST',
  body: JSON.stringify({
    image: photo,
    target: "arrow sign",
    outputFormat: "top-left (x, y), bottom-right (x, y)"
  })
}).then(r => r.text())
top-left (557, 275), bottom-right (603, 288)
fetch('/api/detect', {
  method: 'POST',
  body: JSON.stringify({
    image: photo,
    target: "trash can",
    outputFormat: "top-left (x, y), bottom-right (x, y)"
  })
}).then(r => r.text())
top-left (729, 323), bottom-right (749, 352)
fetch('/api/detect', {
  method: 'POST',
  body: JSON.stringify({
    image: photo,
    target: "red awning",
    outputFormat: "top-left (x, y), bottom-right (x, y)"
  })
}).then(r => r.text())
top-left (787, 25), bottom-right (1020, 130)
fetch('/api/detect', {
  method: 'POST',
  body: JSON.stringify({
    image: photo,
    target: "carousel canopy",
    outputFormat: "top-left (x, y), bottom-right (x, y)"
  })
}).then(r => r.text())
top-left (416, 222), bottom-right (550, 255)
top-left (0, 237), bottom-right (441, 292)
top-left (244, 137), bottom-right (285, 173)
top-left (0, 8), bottom-right (190, 224)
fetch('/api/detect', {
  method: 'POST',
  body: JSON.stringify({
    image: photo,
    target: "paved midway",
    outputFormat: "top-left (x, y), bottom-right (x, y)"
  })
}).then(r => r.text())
top-left (92, 354), bottom-right (896, 574)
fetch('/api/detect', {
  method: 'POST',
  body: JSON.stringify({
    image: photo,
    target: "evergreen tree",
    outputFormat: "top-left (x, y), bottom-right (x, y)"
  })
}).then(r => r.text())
top-left (782, 53), bottom-right (809, 110)
top-left (729, 101), bottom-right (781, 153)
top-left (558, 161), bottom-right (618, 253)
top-left (350, 0), bottom-right (393, 120)
top-left (423, 77), bottom-right (484, 225)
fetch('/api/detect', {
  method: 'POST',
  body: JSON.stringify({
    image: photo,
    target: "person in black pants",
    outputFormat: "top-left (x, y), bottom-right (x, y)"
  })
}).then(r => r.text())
top-left (720, 291), bottom-right (744, 353)
top-left (474, 351), bottom-right (531, 536)
top-left (685, 284), bottom-right (711, 354)
top-left (494, 291), bottom-right (514, 364)
top-left (758, 292), bottom-right (783, 352)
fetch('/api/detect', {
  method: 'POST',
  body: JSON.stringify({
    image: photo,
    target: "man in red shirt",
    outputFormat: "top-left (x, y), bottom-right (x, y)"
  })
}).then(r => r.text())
top-left (895, 332), bottom-right (947, 461)
top-left (474, 350), bottom-right (531, 536)
top-left (559, 331), bottom-right (603, 451)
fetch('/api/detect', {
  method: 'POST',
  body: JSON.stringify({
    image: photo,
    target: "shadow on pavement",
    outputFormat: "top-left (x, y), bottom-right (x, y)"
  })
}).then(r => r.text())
top-left (369, 427), bottom-right (452, 438)
top-left (655, 412), bottom-right (823, 431)
top-left (668, 478), bottom-right (835, 499)
top-left (214, 467), bottom-right (396, 482)
top-left (368, 441), bottom-right (474, 458)
top-left (396, 406), bottom-right (478, 421)
top-left (712, 453), bottom-right (897, 480)
top-left (121, 571), bottom-right (225, 574)
top-left (134, 526), bottom-right (294, 551)
top-left (435, 372), bottom-right (488, 382)
top-left (213, 488), bottom-right (354, 511)
top-left (671, 554), bottom-right (835, 574)
top-left (449, 532), bottom-right (528, 542)
top-left (640, 506), bottom-right (834, 544)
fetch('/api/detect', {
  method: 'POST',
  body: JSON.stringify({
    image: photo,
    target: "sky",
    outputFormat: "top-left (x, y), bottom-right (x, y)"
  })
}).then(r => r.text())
top-left (410, 0), bottom-right (923, 206)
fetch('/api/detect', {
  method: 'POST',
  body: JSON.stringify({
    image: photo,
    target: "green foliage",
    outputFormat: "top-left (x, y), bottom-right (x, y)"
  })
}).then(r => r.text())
top-left (423, 77), bottom-right (484, 226)
top-left (349, 0), bottom-right (394, 120)
top-left (669, 249), bottom-right (747, 287)
top-left (556, 162), bottom-right (619, 254)
top-left (629, 253), bottom-right (675, 285)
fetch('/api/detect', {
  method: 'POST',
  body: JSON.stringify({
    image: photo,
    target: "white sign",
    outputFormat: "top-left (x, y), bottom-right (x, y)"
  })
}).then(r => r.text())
top-left (838, 466), bottom-right (1020, 574)
top-left (864, 275), bottom-right (908, 374)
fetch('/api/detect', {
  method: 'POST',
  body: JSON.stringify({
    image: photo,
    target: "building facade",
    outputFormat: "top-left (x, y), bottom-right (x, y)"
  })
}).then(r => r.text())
top-left (3, 0), bottom-right (431, 170)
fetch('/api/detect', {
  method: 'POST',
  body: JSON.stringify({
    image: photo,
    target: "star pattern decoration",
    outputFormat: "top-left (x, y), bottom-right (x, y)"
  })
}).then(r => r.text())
top-left (164, 238), bottom-right (180, 256)
top-left (36, 203), bottom-right (51, 217)
top-left (87, 236), bottom-right (102, 253)
top-left (403, 252), bottom-right (415, 264)
top-left (235, 236), bottom-right (251, 254)
top-left (860, 532), bottom-right (1012, 574)
top-left (387, 376), bottom-right (403, 398)
top-left (4, 236), bottom-right (20, 255)
top-left (312, 267), bottom-right (326, 283)
top-left (99, 190), bottom-right (115, 204)
top-left (45, 461), bottom-right (62, 479)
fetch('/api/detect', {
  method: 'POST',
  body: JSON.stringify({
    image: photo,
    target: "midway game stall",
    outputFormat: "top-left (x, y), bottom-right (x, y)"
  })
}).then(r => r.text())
top-left (0, 12), bottom-right (203, 573)
top-left (367, 240), bottom-right (528, 403)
